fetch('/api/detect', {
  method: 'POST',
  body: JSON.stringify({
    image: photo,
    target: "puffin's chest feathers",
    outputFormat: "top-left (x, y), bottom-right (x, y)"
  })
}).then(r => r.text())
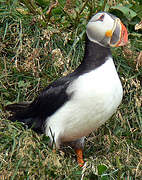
top-left (46, 57), bottom-right (123, 141)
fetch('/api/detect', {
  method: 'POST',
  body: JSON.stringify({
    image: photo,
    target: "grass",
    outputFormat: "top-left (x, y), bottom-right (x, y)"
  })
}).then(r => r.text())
top-left (0, 0), bottom-right (142, 179)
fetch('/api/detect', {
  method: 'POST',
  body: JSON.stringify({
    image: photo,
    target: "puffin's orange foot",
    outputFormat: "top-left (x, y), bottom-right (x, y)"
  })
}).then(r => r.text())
top-left (75, 148), bottom-right (84, 167)
top-left (52, 149), bottom-right (56, 153)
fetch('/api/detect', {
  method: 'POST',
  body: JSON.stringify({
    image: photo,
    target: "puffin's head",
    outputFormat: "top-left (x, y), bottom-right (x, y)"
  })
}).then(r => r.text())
top-left (86, 12), bottom-right (128, 47)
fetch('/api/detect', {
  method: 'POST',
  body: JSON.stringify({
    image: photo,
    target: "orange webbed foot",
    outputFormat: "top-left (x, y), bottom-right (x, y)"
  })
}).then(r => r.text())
top-left (75, 148), bottom-right (84, 167)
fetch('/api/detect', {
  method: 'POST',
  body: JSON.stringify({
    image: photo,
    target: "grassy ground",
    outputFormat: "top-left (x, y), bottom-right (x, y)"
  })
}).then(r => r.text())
top-left (0, 1), bottom-right (142, 179)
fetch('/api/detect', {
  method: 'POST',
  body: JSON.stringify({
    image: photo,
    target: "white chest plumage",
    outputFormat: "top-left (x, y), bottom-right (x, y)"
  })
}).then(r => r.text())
top-left (46, 57), bottom-right (123, 146)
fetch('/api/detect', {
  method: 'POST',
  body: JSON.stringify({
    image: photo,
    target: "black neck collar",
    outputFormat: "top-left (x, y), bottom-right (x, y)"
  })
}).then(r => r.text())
top-left (75, 36), bottom-right (112, 75)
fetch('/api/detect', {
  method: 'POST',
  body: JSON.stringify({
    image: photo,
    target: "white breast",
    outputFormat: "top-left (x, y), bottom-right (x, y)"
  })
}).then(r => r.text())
top-left (45, 57), bottom-right (123, 145)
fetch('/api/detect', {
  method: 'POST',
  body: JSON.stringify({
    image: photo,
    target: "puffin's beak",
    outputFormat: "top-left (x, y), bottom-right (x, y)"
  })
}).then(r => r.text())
top-left (106, 19), bottom-right (128, 47)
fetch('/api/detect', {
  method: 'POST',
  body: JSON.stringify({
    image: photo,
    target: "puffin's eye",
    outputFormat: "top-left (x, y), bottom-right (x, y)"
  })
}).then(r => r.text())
top-left (97, 14), bottom-right (105, 21)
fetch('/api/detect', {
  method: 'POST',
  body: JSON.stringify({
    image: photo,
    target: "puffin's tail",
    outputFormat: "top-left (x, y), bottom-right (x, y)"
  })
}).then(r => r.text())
top-left (5, 102), bottom-right (32, 121)
top-left (5, 102), bottom-right (43, 133)
top-left (5, 102), bottom-right (30, 113)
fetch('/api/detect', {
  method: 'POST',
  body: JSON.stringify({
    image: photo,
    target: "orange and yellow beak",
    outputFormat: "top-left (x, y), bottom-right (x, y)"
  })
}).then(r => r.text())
top-left (105, 18), bottom-right (128, 47)
top-left (115, 21), bottom-right (128, 47)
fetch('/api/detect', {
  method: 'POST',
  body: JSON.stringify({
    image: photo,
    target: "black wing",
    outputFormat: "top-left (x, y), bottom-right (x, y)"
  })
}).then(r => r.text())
top-left (6, 76), bottom-right (74, 133)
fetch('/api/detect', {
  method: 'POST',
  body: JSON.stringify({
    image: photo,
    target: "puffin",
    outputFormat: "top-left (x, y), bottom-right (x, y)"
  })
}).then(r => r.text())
top-left (5, 12), bottom-right (128, 167)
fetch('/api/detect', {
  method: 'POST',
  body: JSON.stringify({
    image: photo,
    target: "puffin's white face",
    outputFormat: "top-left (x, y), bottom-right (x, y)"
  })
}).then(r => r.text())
top-left (86, 12), bottom-right (128, 47)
